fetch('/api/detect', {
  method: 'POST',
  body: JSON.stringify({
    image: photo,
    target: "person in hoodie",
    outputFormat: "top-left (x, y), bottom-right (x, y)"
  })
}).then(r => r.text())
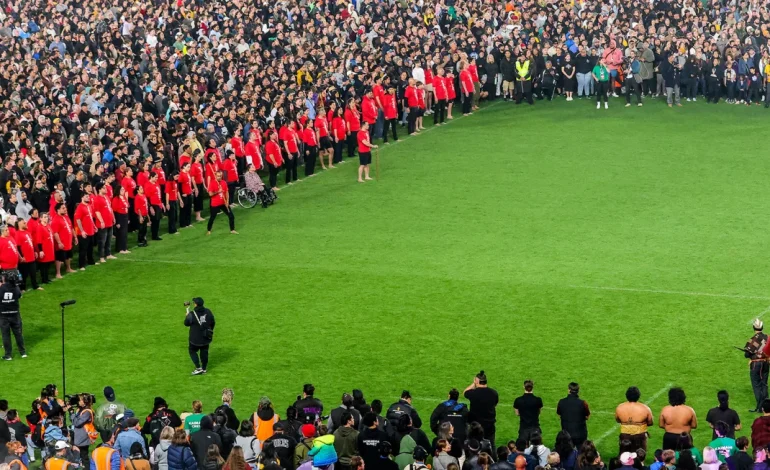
top-left (333, 412), bottom-right (358, 470)
top-left (369, 441), bottom-right (397, 470)
top-left (293, 385), bottom-right (324, 424)
top-left (358, 413), bottom-right (391, 469)
top-left (276, 408), bottom-right (302, 442)
top-left (386, 393), bottom-right (421, 431)
top-left (430, 390), bottom-right (469, 443)
top-left (214, 410), bottom-right (238, 460)
top-left (168, 429), bottom-right (198, 470)
top-left (153, 427), bottom-right (175, 470)
top-left (263, 422), bottom-right (297, 470)
top-left (190, 416), bottom-right (223, 470)
top-left (307, 426), bottom-right (337, 469)
top-left (399, 446), bottom-right (428, 470)
top-left (524, 432), bottom-right (549, 467)
top-left (393, 415), bottom-right (430, 459)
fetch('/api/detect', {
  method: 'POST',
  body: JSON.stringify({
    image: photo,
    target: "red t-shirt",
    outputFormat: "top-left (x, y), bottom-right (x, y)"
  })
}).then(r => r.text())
top-left (230, 137), bottom-right (245, 157)
top-left (0, 236), bottom-right (19, 270)
top-left (51, 214), bottom-right (74, 251)
top-left (191, 162), bottom-right (204, 185)
top-left (136, 170), bottom-right (150, 189)
top-left (35, 224), bottom-right (55, 263)
top-left (265, 140), bottom-right (283, 167)
top-left (315, 116), bottom-right (330, 138)
top-left (112, 195), bottom-right (129, 215)
top-left (92, 194), bottom-right (115, 228)
top-left (302, 128), bottom-right (318, 147)
top-left (383, 94), bottom-right (398, 120)
top-left (362, 96), bottom-right (377, 124)
top-left (144, 182), bottom-right (162, 206)
top-left (165, 181), bottom-right (179, 201)
top-left (15, 230), bottom-right (35, 263)
top-left (469, 64), bottom-right (480, 83)
top-left (445, 76), bottom-right (456, 100)
top-left (179, 154), bottom-right (192, 168)
top-left (122, 177), bottom-right (137, 199)
top-left (153, 168), bottom-right (166, 187)
top-left (433, 76), bottom-right (448, 100)
top-left (179, 172), bottom-right (193, 196)
top-left (405, 85), bottom-right (420, 107)
top-left (208, 179), bottom-right (227, 207)
top-left (27, 217), bottom-right (40, 242)
top-left (222, 159), bottom-right (238, 183)
top-left (134, 194), bottom-right (149, 217)
top-left (245, 141), bottom-right (262, 170)
top-left (425, 68), bottom-right (434, 85)
top-left (460, 70), bottom-right (473, 94)
top-left (332, 117), bottom-right (347, 141)
top-left (357, 131), bottom-right (371, 154)
top-left (74, 203), bottom-right (96, 237)
top-left (372, 84), bottom-right (385, 108)
top-left (416, 88), bottom-right (426, 109)
top-left (344, 108), bottom-right (361, 132)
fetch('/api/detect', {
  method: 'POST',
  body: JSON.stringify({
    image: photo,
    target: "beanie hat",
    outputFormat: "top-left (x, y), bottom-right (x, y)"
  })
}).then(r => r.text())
top-left (301, 424), bottom-right (316, 438)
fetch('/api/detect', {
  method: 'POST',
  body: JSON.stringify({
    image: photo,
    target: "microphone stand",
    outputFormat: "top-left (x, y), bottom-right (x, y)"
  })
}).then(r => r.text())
top-left (61, 302), bottom-right (67, 396)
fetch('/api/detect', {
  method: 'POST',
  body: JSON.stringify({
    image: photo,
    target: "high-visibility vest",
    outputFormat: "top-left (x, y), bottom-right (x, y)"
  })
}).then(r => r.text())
top-left (92, 446), bottom-right (124, 470)
top-left (8, 459), bottom-right (28, 470)
top-left (253, 413), bottom-right (279, 448)
top-left (45, 457), bottom-right (70, 470)
top-left (516, 60), bottom-right (531, 81)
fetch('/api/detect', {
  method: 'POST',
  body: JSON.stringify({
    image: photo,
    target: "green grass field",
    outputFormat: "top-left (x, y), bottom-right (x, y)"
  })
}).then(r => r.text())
top-left (5, 97), bottom-right (770, 457)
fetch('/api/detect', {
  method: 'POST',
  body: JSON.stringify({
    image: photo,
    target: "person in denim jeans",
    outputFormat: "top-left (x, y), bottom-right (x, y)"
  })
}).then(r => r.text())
top-left (575, 48), bottom-right (594, 97)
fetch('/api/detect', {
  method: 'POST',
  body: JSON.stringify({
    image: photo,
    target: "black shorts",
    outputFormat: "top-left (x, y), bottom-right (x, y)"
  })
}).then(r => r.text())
top-left (320, 137), bottom-right (332, 150)
top-left (417, 108), bottom-right (425, 117)
top-left (55, 250), bottom-right (72, 261)
top-left (359, 152), bottom-right (372, 166)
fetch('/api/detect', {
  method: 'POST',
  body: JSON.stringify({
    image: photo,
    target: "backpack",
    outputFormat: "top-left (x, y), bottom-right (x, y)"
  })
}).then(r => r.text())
top-left (82, 409), bottom-right (100, 443)
top-left (149, 410), bottom-right (173, 443)
top-left (31, 418), bottom-right (47, 448)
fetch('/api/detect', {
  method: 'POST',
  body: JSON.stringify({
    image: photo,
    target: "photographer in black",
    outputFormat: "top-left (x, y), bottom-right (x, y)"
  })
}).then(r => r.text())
top-left (184, 297), bottom-right (215, 375)
top-left (0, 270), bottom-right (25, 361)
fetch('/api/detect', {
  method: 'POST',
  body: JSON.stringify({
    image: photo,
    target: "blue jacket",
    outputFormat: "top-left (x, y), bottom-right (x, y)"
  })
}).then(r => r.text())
top-left (115, 429), bottom-right (145, 458)
top-left (167, 445), bottom-right (197, 470)
top-left (44, 424), bottom-right (66, 443)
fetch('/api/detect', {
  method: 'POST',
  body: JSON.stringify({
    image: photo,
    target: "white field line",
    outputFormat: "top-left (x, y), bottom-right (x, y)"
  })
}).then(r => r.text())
top-left (594, 382), bottom-right (673, 445)
top-left (570, 285), bottom-right (770, 301)
top-left (748, 305), bottom-right (770, 325)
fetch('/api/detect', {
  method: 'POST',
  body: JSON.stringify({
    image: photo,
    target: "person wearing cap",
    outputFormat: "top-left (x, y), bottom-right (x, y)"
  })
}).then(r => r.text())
top-left (618, 452), bottom-right (637, 470)
top-left (95, 387), bottom-right (127, 443)
top-left (747, 319), bottom-right (769, 412)
top-left (264, 422), bottom-right (298, 470)
top-left (184, 297), bottom-right (215, 375)
top-left (386, 392), bottom-right (421, 431)
top-left (45, 441), bottom-right (80, 470)
top-left (295, 423), bottom-right (316, 466)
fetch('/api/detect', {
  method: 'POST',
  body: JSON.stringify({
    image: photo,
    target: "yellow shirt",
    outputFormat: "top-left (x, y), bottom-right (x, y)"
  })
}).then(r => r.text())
top-left (765, 64), bottom-right (770, 83)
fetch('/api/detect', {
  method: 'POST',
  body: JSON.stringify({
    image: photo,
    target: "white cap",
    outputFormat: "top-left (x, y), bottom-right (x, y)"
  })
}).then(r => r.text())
top-left (754, 319), bottom-right (764, 330)
top-left (620, 452), bottom-right (637, 465)
top-left (55, 441), bottom-right (71, 450)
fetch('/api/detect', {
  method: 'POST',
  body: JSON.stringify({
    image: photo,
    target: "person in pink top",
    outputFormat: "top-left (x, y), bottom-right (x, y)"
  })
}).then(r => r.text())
top-left (602, 39), bottom-right (624, 97)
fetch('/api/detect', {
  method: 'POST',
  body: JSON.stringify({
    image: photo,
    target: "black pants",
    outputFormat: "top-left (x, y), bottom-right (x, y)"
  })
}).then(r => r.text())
top-left (189, 343), bottom-right (209, 370)
top-left (268, 164), bottom-right (280, 188)
top-left (167, 200), bottom-right (178, 234)
top-left (461, 94), bottom-right (472, 113)
top-left (79, 446), bottom-right (90, 467)
top-left (194, 183), bottom-right (204, 212)
top-left (383, 119), bottom-right (398, 143)
top-left (207, 205), bottom-right (235, 232)
top-left (150, 205), bottom-right (162, 239)
top-left (662, 432), bottom-right (683, 451)
top-left (0, 314), bottom-right (25, 357)
top-left (115, 213), bottom-right (128, 251)
top-left (305, 146), bottom-right (317, 176)
top-left (596, 81), bottom-right (609, 103)
top-left (138, 217), bottom-right (148, 245)
top-left (517, 427), bottom-right (541, 442)
top-left (180, 195), bottom-right (192, 228)
top-left (408, 106), bottom-right (419, 134)
top-left (284, 153), bottom-right (298, 184)
top-left (346, 131), bottom-right (358, 158)
top-left (38, 261), bottom-right (51, 284)
top-left (516, 82), bottom-right (533, 104)
top-left (333, 140), bottom-right (344, 163)
top-left (751, 361), bottom-right (769, 410)
top-left (541, 86), bottom-right (554, 101)
top-left (619, 433), bottom-right (648, 453)
top-left (19, 261), bottom-right (38, 290)
top-left (96, 227), bottom-right (112, 259)
top-left (708, 78), bottom-right (721, 103)
top-left (748, 87), bottom-right (760, 103)
top-left (433, 99), bottom-right (446, 124)
top-left (625, 77), bottom-right (642, 104)
top-left (227, 183), bottom-right (237, 207)
top-left (78, 235), bottom-right (93, 268)
top-left (237, 157), bottom-right (246, 177)
top-left (127, 199), bottom-right (137, 232)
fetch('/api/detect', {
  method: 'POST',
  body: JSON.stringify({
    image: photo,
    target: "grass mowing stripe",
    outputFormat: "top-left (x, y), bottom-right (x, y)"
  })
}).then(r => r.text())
top-left (594, 383), bottom-right (673, 445)
top-left (569, 285), bottom-right (770, 301)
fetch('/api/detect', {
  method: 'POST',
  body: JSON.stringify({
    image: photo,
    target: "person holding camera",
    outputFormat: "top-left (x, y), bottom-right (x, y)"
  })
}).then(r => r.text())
top-left (184, 298), bottom-right (215, 375)
top-left (69, 394), bottom-right (96, 466)
top-left (0, 269), bottom-right (25, 361)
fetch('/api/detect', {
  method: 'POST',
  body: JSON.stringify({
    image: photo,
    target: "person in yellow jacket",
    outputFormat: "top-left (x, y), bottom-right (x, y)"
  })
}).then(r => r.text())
top-left (515, 55), bottom-right (533, 104)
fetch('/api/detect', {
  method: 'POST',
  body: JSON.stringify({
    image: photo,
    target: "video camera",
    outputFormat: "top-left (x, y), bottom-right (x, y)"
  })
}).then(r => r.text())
top-left (1, 270), bottom-right (22, 286)
top-left (64, 393), bottom-right (96, 407)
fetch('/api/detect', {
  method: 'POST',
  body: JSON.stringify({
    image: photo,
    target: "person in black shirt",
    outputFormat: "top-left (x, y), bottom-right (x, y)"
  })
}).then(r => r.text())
top-left (358, 413), bottom-right (391, 468)
top-left (184, 297), bottom-right (215, 376)
top-left (0, 270), bottom-right (24, 361)
top-left (705, 390), bottom-right (740, 439)
top-left (386, 391), bottom-right (422, 430)
top-left (513, 380), bottom-right (543, 441)
top-left (430, 389), bottom-right (469, 443)
top-left (556, 383), bottom-right (590, 448)
top-left (733, 436), bottom-right (752, 470)
top-left (263, 422), bottom-right (298, 470)
top-left (464, 371), bottom-right (499, 447)
top-left (293, 384), bottom-right (324, 423)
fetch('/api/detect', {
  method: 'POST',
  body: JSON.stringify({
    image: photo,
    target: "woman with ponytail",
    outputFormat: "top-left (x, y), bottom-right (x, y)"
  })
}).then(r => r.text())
top-left (705, 391), bottom-right (741, 440)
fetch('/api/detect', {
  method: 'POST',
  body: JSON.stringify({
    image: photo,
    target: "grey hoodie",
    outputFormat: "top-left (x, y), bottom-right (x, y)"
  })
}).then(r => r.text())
top-left (154, 440), bottom-right (172, 470)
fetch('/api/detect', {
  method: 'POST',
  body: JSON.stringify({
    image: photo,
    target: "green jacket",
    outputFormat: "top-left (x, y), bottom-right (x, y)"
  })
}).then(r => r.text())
top-left (94, 400), bottom-right (127, 432)
top-left (394, 434), bottom-right (416, 469)
top-left (333, 426), bottom-right (359, 466)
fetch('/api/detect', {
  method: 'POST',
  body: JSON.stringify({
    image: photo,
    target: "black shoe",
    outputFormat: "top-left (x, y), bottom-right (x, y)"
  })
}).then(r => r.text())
top-left (138, 242), bottom-right (148, 247)
top-left (750, 409), bottom-right (759, 413)
top-left (2, 356), bottom-right (11, 361)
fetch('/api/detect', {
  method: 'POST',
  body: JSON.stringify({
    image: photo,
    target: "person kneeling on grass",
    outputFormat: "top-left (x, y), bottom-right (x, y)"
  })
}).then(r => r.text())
top-left (207, 171), bottom-right (237, 236)
top-left (357, 123), bottom-right (378, 183)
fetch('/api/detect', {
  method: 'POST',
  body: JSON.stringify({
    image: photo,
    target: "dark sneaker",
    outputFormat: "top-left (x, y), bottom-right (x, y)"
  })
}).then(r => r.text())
top-left (2, 356), bottom-right (11, 361)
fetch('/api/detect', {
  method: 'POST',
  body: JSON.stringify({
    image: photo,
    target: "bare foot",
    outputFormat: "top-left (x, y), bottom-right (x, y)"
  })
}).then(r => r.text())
top-left (329, 165), bottom-right (335, 169)
top-left (206, 231), bottom-right (211, 236)
top-left (66, 269), bottom-right (76, 274)
top-left (230, 230), bottom-right (239, 234)
top-left (107, 255), bottom-right (117, 260)
top-left (358, 179), bottom-right (365, 183)
top-left (365, 177), bottom-right (373, 180)
top-left (56, 275), bottom-right (63, 279)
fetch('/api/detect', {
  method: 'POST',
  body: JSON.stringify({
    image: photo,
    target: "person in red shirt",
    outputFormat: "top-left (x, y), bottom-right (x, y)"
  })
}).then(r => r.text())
top-left (144, 172), bottom-right (164, 242)
top-left (315, 107), bottom-right (332, 170)
top-left (302, 119), bottom-right (319, 177)
top-left (416, 83), bottom-right (426, 131)
top-left (344, 99), bottom-right (361, 160)
top-left (121, 166), bottom-right (138, 232)
top-left (424, 66), bottom-right (434, 114)
top-left (14, 219), bottom-right (38, 291)
top-left (178, 162), bottom-right (194, 229)
top-left (112, 186), bottom-right (130, 254)
top-left (469, 58), bottom-right (481, 110)
top-left (35, 212), bottom-right (55, 285)
top-left (279, 120), bottom-right (300, 185)
top-left (265, 131), bottom-right (284, 190)
top-left (459, 61), bottom-right (475, 116)
top-left (191, 150), bottom-right (205, 222)
top-left (134, 185), bottom-right (149, 247)
top-left (165, 172), bottom-right (180, 235)
top-left (382, 86), bottom-right (399, 144)
top-left (153, 159), bottom-right (167, 196)
top-left (362, 89), bottom-right (378, 144)
top-left (92, 183), bottom-right (116, 263)
top-left (0, 225), bottom-right (19, 271)
top-left (356, 122), bottom-right (378, 183)
top-left (136, 161), bottom-right (151, 189)
top-left (433, 67), bottom-right (448, 125)
top-left (404, 78), bottom-right (420, 135)
top-left (244, 133), bottom-right (262, 171)
top-left (331, 107), bottom-right (346, 165)
top-left (51, 202), bottom-right (76, 278)
top-left (230, 130), bottom-right (246, 175)
top-left (446, 72), bottom-right (457, 119)
top-left (221, 152), bottom-right (239, 206)
top-left (74, 193), bottom-right (96, 270)
top-left (205, 150), bottom-right (220, 190)
top-left (206, 171), bottom-right (236, 235)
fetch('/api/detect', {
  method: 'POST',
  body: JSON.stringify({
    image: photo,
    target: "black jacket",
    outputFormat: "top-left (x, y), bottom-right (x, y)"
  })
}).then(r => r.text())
top-left (264, 432), bottom-right (298, 470)
top-left (386, 400), bottom-right (422, 429)
top-left (500, 58), bottom-right (516, 81)
top-left (329, 406), bottom-right (361, 433)
top-left (357, 427), bottom-right (391, 467)
top-left (0, 282), bottom-right (21, 316)
top-left (429, 400), bottom-right (468, 442)
top-left (184, 306), bottom-right (215, 346)
top-left (293, 397), bottom-right (324, 423)
top-left (190, 430), bottom-right (223, 469)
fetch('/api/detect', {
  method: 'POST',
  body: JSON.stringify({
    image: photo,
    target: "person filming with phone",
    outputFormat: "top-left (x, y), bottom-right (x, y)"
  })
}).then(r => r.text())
top-left (184, 297), bottom-right (215, 376)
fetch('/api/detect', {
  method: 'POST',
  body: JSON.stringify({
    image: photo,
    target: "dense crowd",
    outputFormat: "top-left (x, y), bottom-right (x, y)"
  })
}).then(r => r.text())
top-left (1, 0), bottom-right (770, 290)
top-left (2, 373), bottom-right (770, 470)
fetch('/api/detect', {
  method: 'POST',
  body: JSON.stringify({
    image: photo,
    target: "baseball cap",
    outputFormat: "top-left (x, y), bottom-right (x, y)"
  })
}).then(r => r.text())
top-left (104, 386), bottom-right (115, 402)
top-left (259, 396), bottom-right (272, 407)
top-left (620, 452), bottom-right (637, 465)
top-left (55, 441), bottom-right (70, 450)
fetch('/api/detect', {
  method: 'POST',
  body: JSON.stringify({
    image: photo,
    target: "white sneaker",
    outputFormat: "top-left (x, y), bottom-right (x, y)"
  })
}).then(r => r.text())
top-left (192, 368), bottom-right (204, 375)
top-left (693, 98), bottom-right (697, 101)
top-left (604, 102), bottom-right (609, 109)
top-left (596, 102), bottom-right (601, 109)
top-left (687, 98), bottom-right (692, 102)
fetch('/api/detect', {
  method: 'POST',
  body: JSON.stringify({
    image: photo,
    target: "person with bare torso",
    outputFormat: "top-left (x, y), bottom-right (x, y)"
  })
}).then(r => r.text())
top-left (615, 387), bottom-right (654, 453)
top-left (659, 387), bottom-right (697, 450)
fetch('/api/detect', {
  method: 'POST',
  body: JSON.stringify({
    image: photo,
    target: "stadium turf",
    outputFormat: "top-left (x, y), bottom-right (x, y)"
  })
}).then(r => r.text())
top-left (6, 97), bottom-right (770, 457)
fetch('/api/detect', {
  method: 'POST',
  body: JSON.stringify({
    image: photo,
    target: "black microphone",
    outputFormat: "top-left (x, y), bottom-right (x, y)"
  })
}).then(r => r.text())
top-left (60, 300), bottom-right (76, 307)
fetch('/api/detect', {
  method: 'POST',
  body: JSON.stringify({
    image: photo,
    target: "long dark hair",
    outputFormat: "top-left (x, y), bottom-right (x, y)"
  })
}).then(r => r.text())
top-left (554, 430), bottom-right (575, 465)
top-left (577, 441), bottom-right (598, 470)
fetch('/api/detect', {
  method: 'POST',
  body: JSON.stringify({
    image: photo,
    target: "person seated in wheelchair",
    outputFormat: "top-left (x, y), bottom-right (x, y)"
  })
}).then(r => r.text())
top-left (244, 163), bottom-right (277, 207)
